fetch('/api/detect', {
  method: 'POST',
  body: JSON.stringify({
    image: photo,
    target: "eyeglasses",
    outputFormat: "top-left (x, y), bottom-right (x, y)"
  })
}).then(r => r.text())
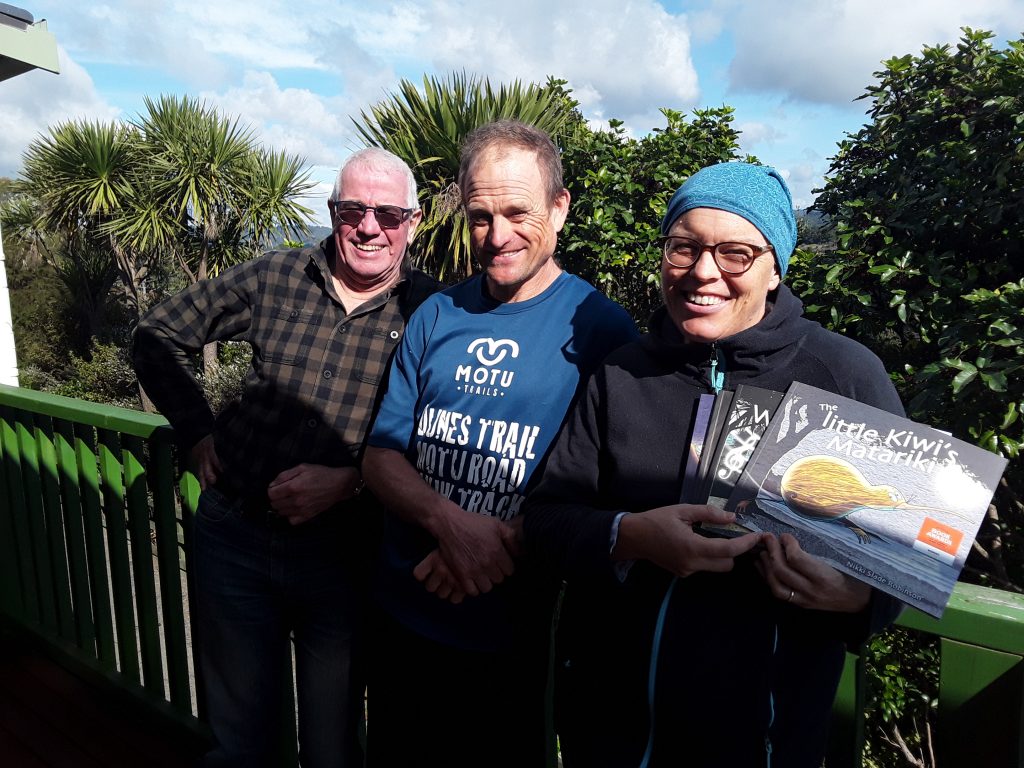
top-left (330, 200), bottom-right (415, 230)
top-left (658, 236), bottom-right (773, 275)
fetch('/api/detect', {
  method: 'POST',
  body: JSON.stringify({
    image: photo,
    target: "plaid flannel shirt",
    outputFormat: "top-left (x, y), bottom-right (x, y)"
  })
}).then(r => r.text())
top-left (133, 238), bottom-right (439, 502)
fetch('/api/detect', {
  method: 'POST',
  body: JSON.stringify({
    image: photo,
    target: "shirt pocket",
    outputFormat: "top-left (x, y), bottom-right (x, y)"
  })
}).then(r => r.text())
top-left (259, 305), bottom-right (319, 365)
top-left (354, 325), bottom-right (404, 385)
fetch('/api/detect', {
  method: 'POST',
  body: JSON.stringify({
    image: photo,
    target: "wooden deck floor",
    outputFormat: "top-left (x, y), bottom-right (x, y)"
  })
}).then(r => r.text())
top-left (0, 632), bottom-right (206, 768)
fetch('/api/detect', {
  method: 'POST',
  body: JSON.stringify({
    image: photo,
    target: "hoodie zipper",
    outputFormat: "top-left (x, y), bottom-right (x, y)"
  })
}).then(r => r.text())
top-left (709, 343), bottom-right (725, 393)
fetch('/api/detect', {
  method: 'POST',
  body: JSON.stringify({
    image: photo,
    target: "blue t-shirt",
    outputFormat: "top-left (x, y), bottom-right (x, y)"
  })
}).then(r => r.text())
top-left (369, 271), bottom-right (637, 650)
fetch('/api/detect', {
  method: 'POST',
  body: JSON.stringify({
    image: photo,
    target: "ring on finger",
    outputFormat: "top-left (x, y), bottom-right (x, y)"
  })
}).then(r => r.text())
top-left (786, 588), bottom-right (795, 603)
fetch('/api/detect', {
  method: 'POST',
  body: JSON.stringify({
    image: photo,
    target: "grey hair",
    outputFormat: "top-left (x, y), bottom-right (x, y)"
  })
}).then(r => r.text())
top-left (331, 147), bottom-right (419, 209)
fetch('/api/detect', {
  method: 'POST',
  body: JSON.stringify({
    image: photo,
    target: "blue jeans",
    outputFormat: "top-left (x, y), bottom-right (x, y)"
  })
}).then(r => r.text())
top-left (193, 488), bottom-right (366, 768)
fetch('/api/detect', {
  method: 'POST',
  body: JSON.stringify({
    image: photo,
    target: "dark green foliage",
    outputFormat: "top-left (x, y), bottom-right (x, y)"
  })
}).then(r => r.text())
top-left (7, 262), bottom-right (74, 377)
top-left (861, 630), bottom-right (939, 767)
top-left (559, 107), bottom-right (747, 325)
top-left (13, 97), bottom-right (314, 323)
top-left (52, 336), bottom-right (141, 409)
top-left (7, 98), bottom-right (315, 409)
top-left (199, 340), bottom-right (251, 416)
top-left (803, 28), bottom-right (1023, 592)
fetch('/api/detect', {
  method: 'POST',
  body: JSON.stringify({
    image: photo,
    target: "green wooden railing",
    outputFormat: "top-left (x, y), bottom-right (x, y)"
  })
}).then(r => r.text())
top-left (0, 383), bottom-right (205, 746)
top-left (0, 383), bottom-right (1021, 766)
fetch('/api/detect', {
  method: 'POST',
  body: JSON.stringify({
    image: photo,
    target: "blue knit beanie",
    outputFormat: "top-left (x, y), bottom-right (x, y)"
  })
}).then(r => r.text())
top-left (660, 162), bottom-right (797, 278)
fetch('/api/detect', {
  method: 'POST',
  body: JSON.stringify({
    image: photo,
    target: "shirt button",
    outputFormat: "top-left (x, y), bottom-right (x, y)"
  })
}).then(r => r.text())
top-left (289, 310), bottom-right (298, 318)
top-left (339, 325), bottom-right (348, 334)
top-left (323, 370), bottom-right (333, 379)
top-left (390, 330), bottom-right (400, 339)
top-left (306, 418), bottom-right (317, 428)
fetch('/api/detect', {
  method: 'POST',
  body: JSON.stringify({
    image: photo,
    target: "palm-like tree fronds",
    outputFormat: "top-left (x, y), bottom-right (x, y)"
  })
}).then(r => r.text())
top-left (20, 119), bottom-right (140, 234)
top-left (242, 148), bottom-right (317, 253)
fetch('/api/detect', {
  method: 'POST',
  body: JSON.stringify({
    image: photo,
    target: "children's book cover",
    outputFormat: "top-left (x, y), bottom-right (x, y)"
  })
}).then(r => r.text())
top-left (725, 382), bottom-right (1007, 617)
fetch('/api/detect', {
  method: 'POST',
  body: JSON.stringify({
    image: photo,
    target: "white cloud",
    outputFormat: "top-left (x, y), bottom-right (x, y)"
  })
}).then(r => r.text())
top-left (736, 121), bottom-right (782, 147)
top-left (779, 161), bottom-right (823, 210)
top-left (0, 47), bottom-right (120, 178)
top-left (717, 0), bottom-right (1024, 105)
top-left (201, 71), bottom-right (352, 167)
top-left (31, 1), bottom-right (328, 87)
top-left (179, 1), bottom-right (323, 70)
top-left (337, 0), bottom-right (700, 127)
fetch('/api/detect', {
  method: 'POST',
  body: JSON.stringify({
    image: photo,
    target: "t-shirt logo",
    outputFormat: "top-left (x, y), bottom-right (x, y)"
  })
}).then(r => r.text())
top-left (467, 338), bottom-right (520, 366)
top-left (456, 337), bottom-right (519, 397)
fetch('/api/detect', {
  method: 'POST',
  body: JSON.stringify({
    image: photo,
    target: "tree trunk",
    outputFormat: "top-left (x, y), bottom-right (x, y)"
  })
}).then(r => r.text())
top-left (138, 381), bottom-right (156, 413)
top-left (203, 340), bottom-right (219, 378)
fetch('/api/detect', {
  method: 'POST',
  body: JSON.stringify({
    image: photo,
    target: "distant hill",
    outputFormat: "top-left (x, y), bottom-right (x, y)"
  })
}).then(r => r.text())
top-left (796, 208), bottom-right (835, 246)
top-left (269, 225), bottom-right (332, 248)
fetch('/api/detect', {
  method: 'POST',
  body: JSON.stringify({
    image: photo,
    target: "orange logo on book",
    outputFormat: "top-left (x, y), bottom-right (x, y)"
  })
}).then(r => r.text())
top-left (915, 517), bottom-right (963, 557)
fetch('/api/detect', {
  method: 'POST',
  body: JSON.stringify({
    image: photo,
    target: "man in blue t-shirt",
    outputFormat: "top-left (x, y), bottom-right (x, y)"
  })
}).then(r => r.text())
top-left (363, 120), bottom-right (637, 767)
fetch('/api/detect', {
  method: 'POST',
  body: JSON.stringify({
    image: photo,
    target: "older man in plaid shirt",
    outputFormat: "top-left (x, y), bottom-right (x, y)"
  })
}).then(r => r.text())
top-left (133, 147), bottom-right (439, 768)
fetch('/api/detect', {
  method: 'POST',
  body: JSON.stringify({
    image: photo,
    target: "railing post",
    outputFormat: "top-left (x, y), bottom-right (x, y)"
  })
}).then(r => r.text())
top-left (123, 433), bottom-right (164, 694)
top-left (75, 421), bottom-right (117, 669)
top-left (827, 650), bottom-right (866, 768)
top-left (935, 639), bottom-right (1023, 766)
top-left (0, 406), bottom-right (27, 619)
top-left (97, 427), bottom-right (140, 682)
top-left (14, 413), bottom-right (52, 628)
top-left (34, 413), bottom-right (76, 641)
top-left (53, 418), bottom-right (97, 653)
top-left (150, 431), bottom-right (192, 714)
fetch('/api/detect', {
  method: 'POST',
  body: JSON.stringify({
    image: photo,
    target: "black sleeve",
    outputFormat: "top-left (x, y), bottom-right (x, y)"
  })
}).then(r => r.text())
top-left (523, 367), bottom-right (623, 586)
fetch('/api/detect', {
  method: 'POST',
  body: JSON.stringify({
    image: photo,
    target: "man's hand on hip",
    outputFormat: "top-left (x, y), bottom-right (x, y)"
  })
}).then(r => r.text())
top-left (191, 435), bottom-right (223, 491)
top-left (268, 464), bottom-right (362, 525)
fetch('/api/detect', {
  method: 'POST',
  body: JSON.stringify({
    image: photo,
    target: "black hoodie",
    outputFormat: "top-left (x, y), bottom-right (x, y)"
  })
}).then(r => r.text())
top-left (524, 285), bottom-right (903, 768)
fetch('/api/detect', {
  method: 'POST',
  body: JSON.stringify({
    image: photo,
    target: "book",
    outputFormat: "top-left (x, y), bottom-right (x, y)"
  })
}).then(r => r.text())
top-left (725, 382), bottom-right (1007, 618)
top-left (695, 389), bottom-right (734, 503)
top-left (705, 385), bottom-right (785, 509)
top-left (696, 385), bottom-right (785, 540)
top-left (679, 393), bottom-right (716, 504)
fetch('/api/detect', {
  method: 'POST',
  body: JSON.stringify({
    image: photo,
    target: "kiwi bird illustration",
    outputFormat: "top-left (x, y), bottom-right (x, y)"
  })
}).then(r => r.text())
top-left (778, 455), bottom-right (906, 542)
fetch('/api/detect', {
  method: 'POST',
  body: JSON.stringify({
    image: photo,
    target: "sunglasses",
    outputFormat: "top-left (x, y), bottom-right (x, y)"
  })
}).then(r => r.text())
top-left (330, 200), bottom-right (415, 230)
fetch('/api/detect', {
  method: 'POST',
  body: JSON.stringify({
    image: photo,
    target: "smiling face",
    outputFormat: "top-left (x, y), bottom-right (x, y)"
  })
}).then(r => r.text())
top-left (330, 165), bottom-right (420, 291)
top-left (462, 146), bottom-right (570, 303)
top-left (661, 208), bottom-right (781, 344)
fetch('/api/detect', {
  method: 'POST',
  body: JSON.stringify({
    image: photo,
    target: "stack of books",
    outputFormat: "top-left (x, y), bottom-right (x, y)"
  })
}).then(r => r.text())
top-left (686, 382), bottom-right (1007, 618)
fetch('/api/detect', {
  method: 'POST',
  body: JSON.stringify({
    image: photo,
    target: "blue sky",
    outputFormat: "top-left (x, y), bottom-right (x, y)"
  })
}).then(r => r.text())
top-left (3, 1), bottom-right (1023, 226)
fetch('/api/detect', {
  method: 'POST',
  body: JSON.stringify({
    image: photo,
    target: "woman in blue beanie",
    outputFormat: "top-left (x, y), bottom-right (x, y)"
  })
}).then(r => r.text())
top-left (524, 162), bottom-right (904, 767)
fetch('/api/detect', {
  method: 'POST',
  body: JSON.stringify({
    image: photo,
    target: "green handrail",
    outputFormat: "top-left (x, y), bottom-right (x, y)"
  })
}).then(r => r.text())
top-left (0, 384), bottom-right (202, 743)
